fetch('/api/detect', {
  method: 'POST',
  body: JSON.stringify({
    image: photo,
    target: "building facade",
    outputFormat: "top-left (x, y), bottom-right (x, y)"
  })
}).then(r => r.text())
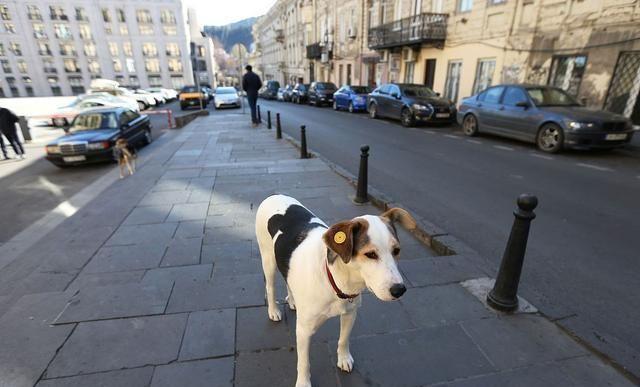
top-left (187, 7), bottom-right (217, 89)
top-left (0, 0), bottom-right (194, 97)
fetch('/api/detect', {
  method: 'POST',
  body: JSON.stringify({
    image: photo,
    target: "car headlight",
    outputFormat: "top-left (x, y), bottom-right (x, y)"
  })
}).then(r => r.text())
top-left (568, 121), bottom-right (595, 130)
top-left (412, 103), bottom-right (432, 111)
top-left (87, 141), bottom-right (110, 150)
top-left (46, 145), bottom-right (60, 154)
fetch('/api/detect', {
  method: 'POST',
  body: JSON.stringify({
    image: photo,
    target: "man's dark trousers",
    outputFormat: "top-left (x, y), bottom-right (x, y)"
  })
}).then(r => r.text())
top-left (0, 134), bottom-right (8, 158)
top-left (2, 126), bottom-right (24, 155)
top-left (247, 94), bottom-right (258, 124)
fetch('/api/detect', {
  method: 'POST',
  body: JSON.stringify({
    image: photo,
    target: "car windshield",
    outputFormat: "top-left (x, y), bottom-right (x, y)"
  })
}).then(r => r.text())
top-left (181, 86), bottom-right (199, 93)
top-left (316, 83), bottom-right (337, 91)
top-left (70, 112), bottom-right (118, 132)
top-left (297, 84), bottom-right (307, 91)
top-left (351, 86), bottom-right (371, 94)
top-left (526, 87), bottom-right (580, 107)
top-left (216, 88), bottom-right (237, 94)
top-left (402, 86), bottom-right (436, 98)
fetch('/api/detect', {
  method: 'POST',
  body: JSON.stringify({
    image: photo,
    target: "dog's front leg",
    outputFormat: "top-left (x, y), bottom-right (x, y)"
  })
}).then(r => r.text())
top-left (295, 318), bottom-right (315, 387)
top-left (337, 309), bottom-right (357, 373)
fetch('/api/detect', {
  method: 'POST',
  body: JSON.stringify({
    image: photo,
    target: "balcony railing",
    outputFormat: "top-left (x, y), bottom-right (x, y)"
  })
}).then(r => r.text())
top-left (368, 13), bottom-right (448, 50)
top-left (306, 43), bottom-right (322, 59)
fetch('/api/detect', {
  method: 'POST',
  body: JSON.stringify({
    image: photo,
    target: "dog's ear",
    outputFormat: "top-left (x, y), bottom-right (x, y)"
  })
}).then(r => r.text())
top-left (381, 208), bottom-right (417, 230)
top-left (323, 219), bottom-right (368, 264)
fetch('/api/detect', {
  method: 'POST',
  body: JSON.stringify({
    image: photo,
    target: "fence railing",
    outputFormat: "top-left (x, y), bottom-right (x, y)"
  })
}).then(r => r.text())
top-left (368, 13), bottom-right (448, 49)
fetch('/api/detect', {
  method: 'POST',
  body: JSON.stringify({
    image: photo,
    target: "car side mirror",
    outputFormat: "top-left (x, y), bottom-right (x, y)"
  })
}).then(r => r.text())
top-left (515, 101), bottom-right (530, 109)
top-left (391, 92), bottom-right (400, 99)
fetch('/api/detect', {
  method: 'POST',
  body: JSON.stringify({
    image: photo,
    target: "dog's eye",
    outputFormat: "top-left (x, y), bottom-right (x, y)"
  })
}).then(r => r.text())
top-left (364, 251), bottom-right (378, 260)
top-left (392, 247), bottom-right (401, 256)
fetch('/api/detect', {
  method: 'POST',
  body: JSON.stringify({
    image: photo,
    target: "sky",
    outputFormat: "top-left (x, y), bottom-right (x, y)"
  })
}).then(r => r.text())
top-left (184, 0), bottom-right (277, 26)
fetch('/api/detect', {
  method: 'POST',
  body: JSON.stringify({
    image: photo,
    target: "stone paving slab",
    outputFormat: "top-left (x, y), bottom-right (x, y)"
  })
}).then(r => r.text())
top-left (142, 264), bottom-right (212, 284)
top-left (122, 205), bottom-right (173, 225)
top-left (160, 237), bottom-right (203, 267)
top-left (36, 367), bottom-right (154, 387)
top-left (150, 358), bottom-right (234, 387)
top-left (105, 223), bottom-right (177, 246)
top-left (400, 254), bottom-right (488, 287)
top-left (83, 243), bottom-right (167, 273)
top-left (179, 309), bottom-right (236, 360)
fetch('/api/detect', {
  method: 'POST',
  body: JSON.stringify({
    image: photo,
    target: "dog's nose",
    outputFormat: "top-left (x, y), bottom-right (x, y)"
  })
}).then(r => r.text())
top-left (390, 283), bottom-right (406, 298)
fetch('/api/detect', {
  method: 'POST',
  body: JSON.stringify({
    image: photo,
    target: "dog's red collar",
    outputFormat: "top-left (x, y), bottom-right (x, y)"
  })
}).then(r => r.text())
top-left (325, 261), bottom-right (359, 301)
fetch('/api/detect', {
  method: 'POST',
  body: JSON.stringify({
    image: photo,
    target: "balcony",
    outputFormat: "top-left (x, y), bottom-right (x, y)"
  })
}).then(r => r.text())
top-left (368, 13), bottom-right (448, 50)
top-left (275, 29), bottom-right (284, 43)
top-left (306, 43), bottom-right (321, 59)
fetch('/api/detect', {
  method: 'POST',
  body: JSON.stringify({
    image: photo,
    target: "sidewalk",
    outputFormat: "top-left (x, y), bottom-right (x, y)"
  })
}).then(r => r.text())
top-left (0, 111), bottom-right (633, 387)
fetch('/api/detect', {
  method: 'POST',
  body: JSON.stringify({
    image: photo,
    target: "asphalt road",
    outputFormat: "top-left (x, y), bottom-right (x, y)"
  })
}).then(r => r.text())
top-left (0, 99), bottom-right (204, 244)
top-left (255, 98), bottom-right (640, 378)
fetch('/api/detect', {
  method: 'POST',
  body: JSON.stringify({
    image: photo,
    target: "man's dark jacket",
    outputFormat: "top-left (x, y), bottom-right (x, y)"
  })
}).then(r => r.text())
top-left (242, 71), bottom-right (262, 98)
top-left (0, 108), bottom-right (18, 135)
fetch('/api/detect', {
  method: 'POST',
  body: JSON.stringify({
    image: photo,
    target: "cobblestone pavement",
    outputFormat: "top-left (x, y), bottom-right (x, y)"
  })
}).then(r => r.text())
top-left (0, 111), bottom-right (633, 387)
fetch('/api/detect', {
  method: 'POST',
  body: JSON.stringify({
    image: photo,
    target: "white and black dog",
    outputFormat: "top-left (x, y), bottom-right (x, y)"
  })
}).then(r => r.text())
top-left (256, 194), bottom-right (416, 387)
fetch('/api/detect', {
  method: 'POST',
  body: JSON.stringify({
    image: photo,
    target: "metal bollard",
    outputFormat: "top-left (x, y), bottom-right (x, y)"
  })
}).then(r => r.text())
top-left (487, 194), bottom-right (538, 312)
top-left (257, 105), bottom-right (262, 123)
top-left (354, 145), bottom-right (370, 203)
top-left (276, 113), bottom-right (282, 139)
top-left (300, 125), bottom-right (308, 159)
top-left (267, 110), bottom-right (272, 129)
top-left (18, 116), bottom-right (32, 142)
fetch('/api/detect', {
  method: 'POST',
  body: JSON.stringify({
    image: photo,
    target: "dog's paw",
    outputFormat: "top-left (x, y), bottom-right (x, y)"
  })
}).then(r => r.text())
top-left (268, 307), bottom-right (282, 322)
top-left (286, 295), bottom-right (296, 310)
top-left (337, 352), bottom-right (354, 373)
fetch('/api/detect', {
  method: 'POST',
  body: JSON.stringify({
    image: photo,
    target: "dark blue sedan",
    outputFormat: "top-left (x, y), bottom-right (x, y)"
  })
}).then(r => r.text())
top-left (457, 84), bottom-right (634, 153)
top-left (333, 85), bottom-right (371, 113)
top-left (45, 107), bottom-right (151, 168)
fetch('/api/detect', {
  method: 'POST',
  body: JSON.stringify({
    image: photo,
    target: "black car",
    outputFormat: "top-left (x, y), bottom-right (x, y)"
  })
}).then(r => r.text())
top-left (259, 80), bottom-right (281, 100)
top-left (291, 83), bottom-right (309, 104)
top-left (367, 83), bottom-right (456, 127)
top-left (308, 82), bottom-right (337, 106)
top-left (45, 107), bottom-right (152, 168)
top-left (457, 84), bottom-right (635, 152)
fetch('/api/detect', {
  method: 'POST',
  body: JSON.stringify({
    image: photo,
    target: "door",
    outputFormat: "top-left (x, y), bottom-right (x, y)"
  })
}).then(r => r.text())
top-left (367, 63), bottom-right (376, 88)
top-left (335, 87), bottom-right (346, 108)
top-left (376, 84), bottom-right (391, 117)
top-left (424, 59), bottom-right (436, 90)
top-left (498, 86), bottom-right (538, 141)
top-left (120, 110), bottom-right (142, 143)
top-left (444, 60), bottom-right (462, 102)
top-left (604, 51), bottom-right (640, 127)
top-left (476, 86), bottom-right (505, 132)
top-left (387, 84), bottom-right (404, 118)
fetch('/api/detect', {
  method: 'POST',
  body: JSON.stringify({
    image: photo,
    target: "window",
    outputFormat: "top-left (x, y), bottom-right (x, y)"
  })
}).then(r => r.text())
top-left (102, 8), bottom-right (111, 22)
top-left (48, 76), bottom-right (61, 95)
top-left (489, 0), bottom-right (506, 4)
top-left (119, 24), bottom-right (128, 35)
top-left (108, 42), bottom-right (119, 56)
top-left (9, 42), bottom-right (21, 55)
top-left (163, 25), bottom-right (177, 35)
top-left (88, 60), bottom-right (100, 74)
top-left (145, 58), bottom-right (160, 73)
top-left (79, 24), bottom-right (92, 40)
top-left (166, 43), bottom-right (180, 56)
top-left (84, 42), bottom-right (96, 57)
top-left (68, 76), bottom-right (84, 94)
top-left (1, 59), bottom-right (10, 73)
top-left (198, 45), bottom-right (205, 57)
top-left (33, 23), bottom-right (47, 38)
top-left (160, 10), bottom-right (175, 24)
top-left (75, 7), bottom-right (88, 21)
top-left (49, 6), bottom-right (68, 21)
top-left (123, 42), bottom-right (133, 56)
top-left (0, 5), bottom-right (10, 20)
top-left (472, 58), bottom-right (496, 95)
top-left (43, 58), bottom-right (56, 73)
top-left (171, 75), bottom-right (184, 89)
top-left (502, 87), bottom-right (528, 106)
top-left (54, 24), bottom-right (72, 39)
top-left (60, 42), bottom-right (75, 56)
top-left (136, 9), bottom-right (152, 23)
top-left (139, 25), bottom-right (153, 35)
top-left (482, 86), bottom-right (505, 104)
top-left (444, 60), bottom-right (462, 102)
top-left (23, 76), bottom-right (33, 96)
top-left (105, 25), bottom-right (112, 35)
top-left (4, 22), bottom-right (15, 33)
top-left (126, 57), bottom-right (135, 72)
top-left (17, 59), bottom-right (27, 73)
top-left (27, 5), bottom-right (42, 20)
top-left (404, 62), bottom-right (415, 83)
top-left (459, 0), bottom-right (472, 12)
top-left (6, 76), bottom-right (18, 96)
top-left (113, 58), bottom-right (122, 72)
top-left (129, 75), bottom-right (139, 88)
top-left (116, 9), bottom-right (125, 22)
top-left (149, 75), bottom-right (162, 87)
top-left (168, 58), bottom-right (182, 72)
top-left (63, 58), bottom-right (79, 73)
top-left (548, 55), bottom-right (587, 97)
top-left (0, 43), bottom-right (5, 56)
top-left (142, 43), bottom-right (157, 57)
top-left (38, 42), bottom-right (52, 55)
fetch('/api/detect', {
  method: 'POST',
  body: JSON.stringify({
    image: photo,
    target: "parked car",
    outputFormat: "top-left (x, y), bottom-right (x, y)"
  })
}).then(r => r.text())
top-left (259, 80), bottom-right (281, 100)
top-left (179, 86), bottom-right (208, 110)
top-left (202, 86), bottom-right (215, 102)
top-left (367, 83), bottom-right (456, 127)
top-left (333, 85), bottom-right (371, 112)
top-left (291, 83), bottom-right (309, 104)
top-left (308, 82), bottom-right (337, 106)
top-left (50, 94), bottom-right (139, 127)
top-left (458, 84), bottom-right (635, 152)
top-left (45, 107), bottom-right (152, 168)
top-left (213, 87), bottom-right (241, 109)
top-left (282, 85), bottom-right (294, 102)
top-left (89, 79), bottom-right (150, 111)
top-left (277, 87), bottom-right (285, 101)
top-left (146, 87), bottom-right (178, 101)
top-left (135, 89), bottom-right (164, 105)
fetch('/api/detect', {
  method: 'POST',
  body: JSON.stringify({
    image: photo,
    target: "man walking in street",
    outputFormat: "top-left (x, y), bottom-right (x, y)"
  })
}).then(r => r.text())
top-left (242, 65), bottom-right (262, 127)
top-left (0, 107), bottom-right (25, 159)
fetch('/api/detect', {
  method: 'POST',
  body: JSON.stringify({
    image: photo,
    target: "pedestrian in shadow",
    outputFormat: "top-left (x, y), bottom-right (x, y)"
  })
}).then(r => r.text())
top-left (0, 132), bottom-right (9, 160)
top-left (242, 65), bottom-right (262, 128)
top-left (0, 107), bottom-right (25, 160)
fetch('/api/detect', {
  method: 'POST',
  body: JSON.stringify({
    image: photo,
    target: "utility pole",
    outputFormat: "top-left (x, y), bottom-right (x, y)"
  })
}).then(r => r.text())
top-left (191, 42), bottom-right (203, 111)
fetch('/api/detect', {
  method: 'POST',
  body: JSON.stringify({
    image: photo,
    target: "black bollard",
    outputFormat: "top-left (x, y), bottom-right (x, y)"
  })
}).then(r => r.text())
top-left (354, 145), bottom-right (370, 203)
top-left (300, 125), bottom-right (308, 159)
top-left (267, 110), bottom-right (272, 129)
top-left (257, 105), bottom-right (262, 123)
top-left (276, 113), bottom-right (282, 139)
top-left (487, 194), bottom-right (538, 312)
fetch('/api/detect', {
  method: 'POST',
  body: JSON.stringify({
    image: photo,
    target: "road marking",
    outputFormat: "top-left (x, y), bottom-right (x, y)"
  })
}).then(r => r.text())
top-left (424, 130), bottom-right (436, 134)
top-left (466, 139), bottom-right (482, 144)
top-left (493, 145), bottom-right (514, 151)
top-left (510, 174), bottom-right (524, 179)
top-left (530, 153), bottom-right (554, 160)
top-left (444, 134), bottom-right (461, 139)
top-left (576, 163), bottom-right (613, 172)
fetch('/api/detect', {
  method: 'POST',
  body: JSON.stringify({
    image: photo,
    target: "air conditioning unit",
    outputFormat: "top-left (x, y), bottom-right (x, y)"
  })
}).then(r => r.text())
top-left (348, 27), bottom-right (357, 39)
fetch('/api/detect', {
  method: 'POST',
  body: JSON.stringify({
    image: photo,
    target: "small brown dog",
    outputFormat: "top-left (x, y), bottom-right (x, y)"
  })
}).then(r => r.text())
top-left (113, 138), bottom-right (136, 179)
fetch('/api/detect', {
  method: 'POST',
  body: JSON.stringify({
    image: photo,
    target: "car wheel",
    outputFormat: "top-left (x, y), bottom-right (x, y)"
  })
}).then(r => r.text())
top-left (348, 102), bottom-right (354, 113)
top-left (138, 101), bottom-right (146, 111)
top-left (401, 108), bottom-right (415, 127)
top-left (369, 103), bottom-right (378, 119)
top-left (537, 123), bottom-right (564, 153)
top-left (462, 114), bottom-right (479, 136)
top-left (143, 129), bottom-right (152, 145)
top-left (333, 100), bottom-right (338, 110)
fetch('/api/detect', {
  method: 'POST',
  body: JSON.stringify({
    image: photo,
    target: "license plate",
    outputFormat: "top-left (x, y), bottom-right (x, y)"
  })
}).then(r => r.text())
top-left (63, 156), bottom-right (86, 162)
top-left (436, 113), bottom-right (450, 118)
top-left (605, 133), bottom-right (627, 141)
